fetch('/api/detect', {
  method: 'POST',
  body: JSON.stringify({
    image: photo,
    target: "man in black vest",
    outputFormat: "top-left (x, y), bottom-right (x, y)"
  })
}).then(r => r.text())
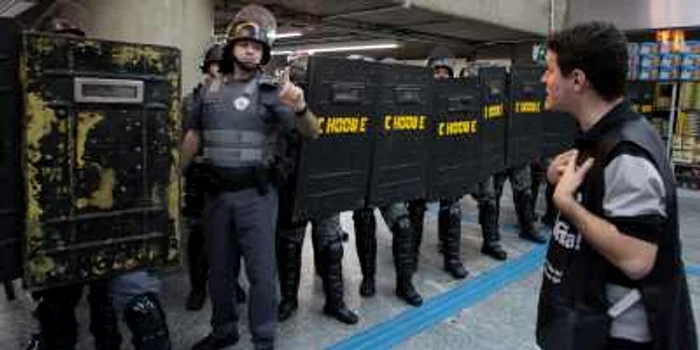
top-left (180, 5), bottom-right (319, 350)
top-left (536, 21), bottom-right (696, 350)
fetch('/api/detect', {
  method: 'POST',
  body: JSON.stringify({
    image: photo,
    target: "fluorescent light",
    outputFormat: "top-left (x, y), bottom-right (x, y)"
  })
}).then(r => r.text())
top-left (272, 42), bottom-right (399, 56)
top-left (307, 43), bottom-right (398, 54)
top-left (0, 1), bottom-right (36, 18)
top-left (274, 31), bottom-right (302, 39)
top-left (271, 50), bottom-right (294, 56)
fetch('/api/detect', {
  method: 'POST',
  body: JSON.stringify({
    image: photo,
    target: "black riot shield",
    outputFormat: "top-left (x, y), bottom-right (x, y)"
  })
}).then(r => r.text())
top-left (478, 67), bottom-right (508, 176)
top-left (427, 77), bottom-right (483, 200)
top-left (0, 19), bottom-right (22, 283)
top-left (541, 111), bottom-right (578, 159)
top-left (627, 81), bottom-right (655, 117)
top-left (506, 66), bottom-right (546, 168)
top-left (367, 63), bottom-right (433, 207)
top-left (20, 32), bottom-right (182, 289)
top-left (291, 57), bottom-right (377, 221)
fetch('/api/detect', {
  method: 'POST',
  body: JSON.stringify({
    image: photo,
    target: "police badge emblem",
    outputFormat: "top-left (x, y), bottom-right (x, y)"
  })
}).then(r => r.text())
top-left (234, 96), bottom-right (250, 111)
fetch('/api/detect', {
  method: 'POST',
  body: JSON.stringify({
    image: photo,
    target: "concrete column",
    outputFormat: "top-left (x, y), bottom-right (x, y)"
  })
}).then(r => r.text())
top-left (56, 0), bottom-right (215, 93)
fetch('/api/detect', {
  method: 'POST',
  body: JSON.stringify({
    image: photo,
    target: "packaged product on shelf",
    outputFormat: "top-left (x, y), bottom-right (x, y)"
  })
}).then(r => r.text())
top-left (659, 68), bottom-right (679, 80)
top-left (686, 41), bottom-right (700, 54)
top-left (640, 67), bottom-right (659, 81)
top-left (640, 42), bottom-right (659, 55)
top-left (660, 54), bottom-right (681, 69)
top-left (640, 54), bottom-right (660, 68)
top-left (628, 42), bottom-right (640, 56)
top-left (659, 41), bottom-right (673, 54)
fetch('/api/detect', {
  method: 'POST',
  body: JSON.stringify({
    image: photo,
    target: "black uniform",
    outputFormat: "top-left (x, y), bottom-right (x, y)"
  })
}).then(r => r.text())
top-left (275, 117), bottom-right (358, 324)
top-left (353, 203), bottom-right (423, 307)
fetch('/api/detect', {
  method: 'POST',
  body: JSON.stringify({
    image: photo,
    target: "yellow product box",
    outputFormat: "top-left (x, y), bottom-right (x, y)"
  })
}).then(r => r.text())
top-left (673, 135), bottom-right (683, 149)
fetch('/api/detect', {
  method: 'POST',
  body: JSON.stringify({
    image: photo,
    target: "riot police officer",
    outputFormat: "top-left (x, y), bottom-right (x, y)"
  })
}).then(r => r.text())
top-left (472, 156), bottom-right (546, 263)
top-left (349, 56), bottom-right (422, 307)
top-left (353, 204), bottom-right (423, 306)
top-left (180, 5), bottom-right (319, 350)
top-left (277, 214), bottom-right (359, 324)
top-left (530, 158), bottom-right (557, 227)
top-left (492, 164), bottom-right (547, 244)
top-left (472, 176), bottom-right (509, 260)
top-left (407, 48), bottom-right (469, 280)
top-left (182, 44), bottom-right (246, 311)
top-left (275, 58), bottom-right (358, 325)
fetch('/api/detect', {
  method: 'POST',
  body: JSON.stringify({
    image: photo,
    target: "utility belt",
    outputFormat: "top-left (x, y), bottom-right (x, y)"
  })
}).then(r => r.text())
top-left (203, 164), bottom-right (274, 196)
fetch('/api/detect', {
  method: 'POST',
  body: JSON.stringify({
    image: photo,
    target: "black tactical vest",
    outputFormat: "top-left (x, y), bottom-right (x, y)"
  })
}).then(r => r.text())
top-left (200, 75), bottom-right (271, 171)
top-left (536, 102), bottom-right (697, 350)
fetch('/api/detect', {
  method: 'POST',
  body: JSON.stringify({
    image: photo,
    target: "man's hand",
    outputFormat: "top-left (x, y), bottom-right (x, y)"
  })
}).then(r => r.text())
top-left (547, 149), bottom-right (578, 185)
top-left (553, 150), bottom-right (594, 211)
top-left (279, 68), bottom-right (306, 113)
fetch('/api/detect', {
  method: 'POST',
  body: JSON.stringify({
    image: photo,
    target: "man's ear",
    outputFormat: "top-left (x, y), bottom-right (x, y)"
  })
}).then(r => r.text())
top-left (571, 68), bottom-right (587, 92)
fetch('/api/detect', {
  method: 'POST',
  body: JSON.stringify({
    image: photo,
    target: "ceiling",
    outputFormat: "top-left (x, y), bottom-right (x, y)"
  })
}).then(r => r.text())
top-left (214, 0), bottom-right (545, 60)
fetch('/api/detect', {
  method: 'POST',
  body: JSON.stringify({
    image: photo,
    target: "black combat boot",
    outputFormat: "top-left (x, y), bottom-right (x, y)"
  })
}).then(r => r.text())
top-left (191, 332), bottom-right (239, 350)
top-left (24, 335), bottom-right (44, 350)
top-left (540, 183), bottom-right (557, 228)
top-left (88, 282), bottom-right (122, 350)
top-left (124, 293), bottom-right (171, 350)
top-left (320, 240), bottom-right (359, 324)
top-left (276, 226), bottom-right (304, 321)
top-left (440, 201), bottom-right (468, 279)
top-left (513, 189), bottom-right (547, 244)
top-left (186, 219), bottom-right (209, 311)
top-left (407, 199), bottom-right (426, 270)
top-left (29, 286), bottom-right (82, 350)
top-left (392, 218), bottom-right (423, 307)
top-left (235, 282), bottom-right (246, 304)
top-left (479, 203), bottom-right (508, 261)
top-left (311, 227), bottom-right (324, 277)
top-left (353, 209), bottom-right (377, 297)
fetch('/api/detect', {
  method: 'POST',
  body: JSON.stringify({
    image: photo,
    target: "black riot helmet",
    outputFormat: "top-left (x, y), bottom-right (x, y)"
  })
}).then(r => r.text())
top-left (200, 44), bottom-right (223, 73)
top-left (223, 4), bottom-right (277, 67)
top-left (43, 17), bottom-right (85, 37)
top-left (426, 46), bottom-right (455, 78)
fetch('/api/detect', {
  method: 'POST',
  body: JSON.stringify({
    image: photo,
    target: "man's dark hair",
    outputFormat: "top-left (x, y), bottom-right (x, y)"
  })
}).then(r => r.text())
top-left (547, 21), bottom-right (628, 101)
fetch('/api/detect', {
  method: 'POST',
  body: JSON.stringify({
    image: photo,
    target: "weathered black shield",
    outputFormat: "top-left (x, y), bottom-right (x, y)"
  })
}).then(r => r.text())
top-left (541, 111), bottom-right (578, 159)
top-left (0, 19), bottom-right (22, 283)
top-left (506, 66), bottom-right (546, 167)
top-left (367, 63), bottom-right (433, 207)
top-left (20, 33), bottom-right (182, 289)
top-left (427, 77), bottom-right (483, 200)
top-left (292, 57), bottom-right (377, 220)
top-left (478, 67), bottom-right (508, 176)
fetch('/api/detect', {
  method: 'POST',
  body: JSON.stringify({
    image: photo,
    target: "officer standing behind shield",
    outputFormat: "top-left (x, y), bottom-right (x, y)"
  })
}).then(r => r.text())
top-left (180, 5), bottom-right (319, 350)
top-left (351, 55), bottom-right (423, 307)
top-left (182, 44), bottom-right (246, 311)
top-left (407, 47), bottom-right (469, 280)
top-left (275, 57), bottom-right (358, 325)
top-left (491, 164), bottom-right (547, 245)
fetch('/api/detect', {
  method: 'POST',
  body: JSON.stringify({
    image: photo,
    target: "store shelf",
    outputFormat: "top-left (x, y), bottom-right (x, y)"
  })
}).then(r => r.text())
top-left (674, 162), bottom-right (700, 169)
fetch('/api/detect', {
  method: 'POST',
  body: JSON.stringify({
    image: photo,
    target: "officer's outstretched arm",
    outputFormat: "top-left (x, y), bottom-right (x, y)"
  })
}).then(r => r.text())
top-left (180, 130), bottom-right (200, 172)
